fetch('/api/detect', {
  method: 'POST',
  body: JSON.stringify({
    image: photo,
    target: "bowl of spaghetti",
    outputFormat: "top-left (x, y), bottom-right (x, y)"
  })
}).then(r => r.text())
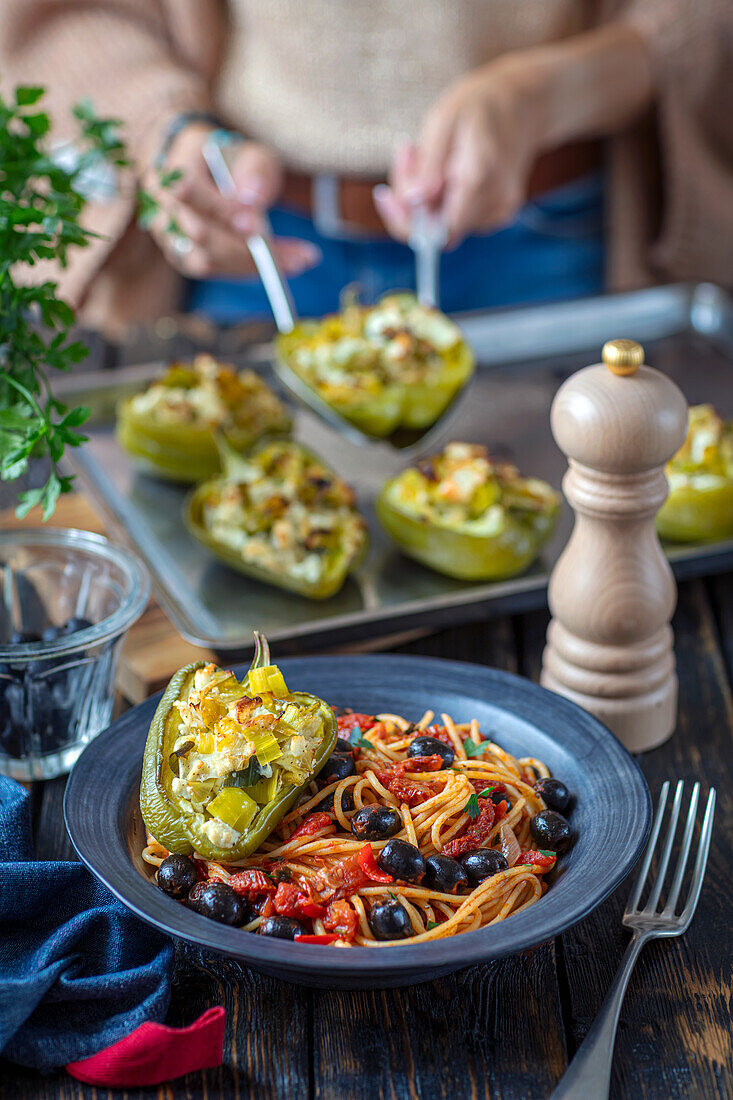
top-left (65, 655), bottom-right (651, 989)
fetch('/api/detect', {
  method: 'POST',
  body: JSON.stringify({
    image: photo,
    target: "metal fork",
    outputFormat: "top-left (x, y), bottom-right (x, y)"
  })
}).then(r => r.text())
top-left (550, 780), bottom-right (716, 1100)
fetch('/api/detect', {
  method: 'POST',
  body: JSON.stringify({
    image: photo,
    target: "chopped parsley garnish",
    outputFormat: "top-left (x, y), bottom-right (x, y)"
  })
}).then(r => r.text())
top-left (464, 792), bottom-right (480, 819)
top-left (539, 850), bottom-right (556, 858)
top-left (464, 739), bottom-right (490, 758)
top-left (348, 726), bottom-right (373, 751)
top-left (477, 786), bottom-right (496, 798)
top-left (427, 920), bottom-right (439, 930)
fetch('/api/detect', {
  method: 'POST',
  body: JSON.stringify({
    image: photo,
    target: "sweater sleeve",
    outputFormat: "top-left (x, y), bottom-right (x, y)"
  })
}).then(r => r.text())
top-left (617, 0), bottom-right (733, 284)
top-left (0, 0), bottom-right (216, 305)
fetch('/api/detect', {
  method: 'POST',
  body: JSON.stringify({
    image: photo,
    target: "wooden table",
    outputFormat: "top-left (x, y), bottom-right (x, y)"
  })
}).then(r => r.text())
top-left (2, 566), bottom-right (731, 1099)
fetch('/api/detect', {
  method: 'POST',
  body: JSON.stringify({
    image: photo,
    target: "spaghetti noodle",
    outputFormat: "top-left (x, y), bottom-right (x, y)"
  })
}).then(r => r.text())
top-left (143, 707), bottom-right (572, 946)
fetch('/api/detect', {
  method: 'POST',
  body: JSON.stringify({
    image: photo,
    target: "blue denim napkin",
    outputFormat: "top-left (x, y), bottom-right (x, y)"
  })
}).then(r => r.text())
top-left (0, 776), bottom-right (173, 1072)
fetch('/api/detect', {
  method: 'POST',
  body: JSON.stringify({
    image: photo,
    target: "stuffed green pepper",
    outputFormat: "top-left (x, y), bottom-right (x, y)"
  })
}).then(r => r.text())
top-left (185, 439), bottom-right (368, 599)
top-left (117, 354), bottom-right (291, 482)
top-left (276, 293), bottom-right (474, 438)
top-left (656, 403), bottom-right (733, 543)
top-left (140, 633), bottom-right (338, 862)
top-left (377, 441), bottom-right (561, 581)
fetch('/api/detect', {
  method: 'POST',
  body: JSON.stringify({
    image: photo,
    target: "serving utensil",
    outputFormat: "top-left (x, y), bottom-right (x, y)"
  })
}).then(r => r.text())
top-left (202, 134), bottom-right (297, 335)
top-left (550, 779), bottom-right (716, 1100)
top-left (408, 203), bottom-right (447, 309)
top-left (201, 133), bottom-right (465, 452)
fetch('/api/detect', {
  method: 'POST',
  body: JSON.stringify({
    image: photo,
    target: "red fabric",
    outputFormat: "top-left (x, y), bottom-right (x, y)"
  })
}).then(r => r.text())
top-left (65, 1006), bottom-right (225, 1087)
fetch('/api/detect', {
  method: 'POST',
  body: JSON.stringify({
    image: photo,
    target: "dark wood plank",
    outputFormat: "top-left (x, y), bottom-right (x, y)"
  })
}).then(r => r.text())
top-left (540, 581), bottom-right (733, 1099)
top-left (312, 616), bottom-right (568, 1100)
top-left (707, 572), bottom-right (733, 689)
top-left (313, 953), bottom-right (567, 1100)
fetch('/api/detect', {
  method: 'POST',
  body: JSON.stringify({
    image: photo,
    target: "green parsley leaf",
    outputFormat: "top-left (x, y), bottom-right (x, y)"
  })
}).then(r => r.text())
top-left (464, 792), bottom-right (480, 819)
top-left (159, 167), bottom-right (183, 189)
top-left (426, 921), bottom-right (439, 930)
top-left (477, 786), bottom-right (496, 798)
top-left (538, 850), bottom-right (556, 858)
top-left (464, 739), bottom-right (489, 758)
top-left (348, 726), bottom-right (372, 751)
top-left (388, 891), bottom-right (398, 902)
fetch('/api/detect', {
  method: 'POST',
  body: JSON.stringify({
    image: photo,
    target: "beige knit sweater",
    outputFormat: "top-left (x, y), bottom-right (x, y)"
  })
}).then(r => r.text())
top-left (1, 0), bottom-right (731, 335)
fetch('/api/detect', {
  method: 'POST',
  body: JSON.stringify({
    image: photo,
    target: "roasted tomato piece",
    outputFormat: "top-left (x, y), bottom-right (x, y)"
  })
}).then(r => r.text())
top-left (323, 899), bottom-right (358, 942)
top-left (227, 869), bottom-right (276, 899)
top-left (273, 882), bottom-right (327, 920)
top-left (442, 800), bottom-right (496, 860)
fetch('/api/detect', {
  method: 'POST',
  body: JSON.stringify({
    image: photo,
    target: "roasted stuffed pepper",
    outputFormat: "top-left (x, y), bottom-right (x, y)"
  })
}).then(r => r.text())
top-left (140, 634), bottom-right (338, 861)
top-left (377, 441), bottom-right (561, 581)
top-left (276, 293), bottom-right (475, 438)
top-left (184, 439), bottom-right (368, 599)
top-left (656, 404), bottom-right (733, 543)
top-left (116, 354), bottom-right (291, 482)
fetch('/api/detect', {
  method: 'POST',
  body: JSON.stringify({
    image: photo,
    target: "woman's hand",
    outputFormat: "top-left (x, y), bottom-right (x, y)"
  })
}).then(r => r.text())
top-left (143, 123), bottom-right (320, 278)
top-left (376, 25), bottom-right (654, 248)
top-left (375, 60), bottom-right (542, 248)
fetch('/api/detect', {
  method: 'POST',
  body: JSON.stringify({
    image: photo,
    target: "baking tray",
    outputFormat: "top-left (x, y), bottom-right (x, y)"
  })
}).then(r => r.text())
top-left (63, 282), bottom-right (733, 654)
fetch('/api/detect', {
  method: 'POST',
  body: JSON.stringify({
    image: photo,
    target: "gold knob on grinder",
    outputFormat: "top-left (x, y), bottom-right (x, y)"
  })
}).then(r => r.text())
top-left (602, 338), bottom-right (645, 376)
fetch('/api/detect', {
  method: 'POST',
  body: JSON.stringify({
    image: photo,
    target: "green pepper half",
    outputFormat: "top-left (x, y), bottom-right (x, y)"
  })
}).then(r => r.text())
top-left (275, 294), bottom-right (475, 439)
top-left (116, 358), bottom-right (291, 483)
top-left (376, 442), bottom-right (561, 581)
top-left (183, 439), bottom-right (368, 599)
top-left (655, 404), bottom-right (733, 543)
top-left (140, 633), bottom-right (337, 861)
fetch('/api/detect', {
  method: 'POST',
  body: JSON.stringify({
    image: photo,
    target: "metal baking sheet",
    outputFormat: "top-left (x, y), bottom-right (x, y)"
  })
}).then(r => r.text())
top-left (64, 283), bottom-right (733, 654)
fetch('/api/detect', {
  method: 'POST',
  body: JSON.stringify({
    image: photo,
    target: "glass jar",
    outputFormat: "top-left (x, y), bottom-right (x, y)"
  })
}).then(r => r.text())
top-left (0, 528), bottom-right (149, 780)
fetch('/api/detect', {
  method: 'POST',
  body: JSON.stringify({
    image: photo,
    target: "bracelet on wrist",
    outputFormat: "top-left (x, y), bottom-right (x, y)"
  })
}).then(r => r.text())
top-left (154, 110), bottom-right (233, 169)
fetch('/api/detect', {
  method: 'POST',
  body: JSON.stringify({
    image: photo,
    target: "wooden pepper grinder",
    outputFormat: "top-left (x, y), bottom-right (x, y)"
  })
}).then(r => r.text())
top-left (541, 339), bottom-right (688, 751)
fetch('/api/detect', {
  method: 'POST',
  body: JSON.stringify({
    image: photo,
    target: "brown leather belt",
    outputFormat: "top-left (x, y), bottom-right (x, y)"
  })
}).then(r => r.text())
top-left (281, 139), bottom-right (601, 237)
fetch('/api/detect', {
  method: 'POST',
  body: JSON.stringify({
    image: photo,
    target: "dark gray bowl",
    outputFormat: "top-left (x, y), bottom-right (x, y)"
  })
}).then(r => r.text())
top-left (64, 655), bottom-right (651, 989)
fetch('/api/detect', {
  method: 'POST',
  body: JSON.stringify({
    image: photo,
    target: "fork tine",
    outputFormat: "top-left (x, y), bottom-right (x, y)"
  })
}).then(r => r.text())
top-left (662, 782), bottom-right (700, 915)
top-left (625, 780), bottom-right (670, 915)
top-left (644, 780), bottom-right (685, 913)
top-left (678, 789), bottom-right (716, 930)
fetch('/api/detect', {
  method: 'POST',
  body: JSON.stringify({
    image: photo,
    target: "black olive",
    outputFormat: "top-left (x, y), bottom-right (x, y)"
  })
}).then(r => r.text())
top-left (530, 810), bottom-right (573, 852)
top-left (259, 915), bottom-right (304, 940)
top-left (157, 854), bottom-right (199, 899)
top-left (534, 778), bottom-right (572, 814)
top-left (334, 737), bottom-right (355, 755)
top-left (407, 735), bottom-right (454, 768)
top-left (64, 616), bottom-right (93, 634)
top-left (41, 624), bottom-right (65, 644)
top-left (368, 900), bottom-right (413, 941)
top-left (460, 848), bottom-right (509, 883)
top-left (318, 752), bottom-right (355, 784)
top-left (351, 805), bottom-right (402, 842)
top-left (377, 839), bottom-right (426, 884)
top-left (315, 788), bottom-right (355, 813)
top-left (423, 854), bottom-right (468, 894)
top-left (187, 881), bottom-right (246, 925)
top-left (488, 788), bottom-right (511, 811)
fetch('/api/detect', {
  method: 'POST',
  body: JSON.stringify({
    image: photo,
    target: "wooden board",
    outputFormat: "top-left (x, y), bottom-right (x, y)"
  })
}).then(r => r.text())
top-left (1, 493), bottom-right (215, 701)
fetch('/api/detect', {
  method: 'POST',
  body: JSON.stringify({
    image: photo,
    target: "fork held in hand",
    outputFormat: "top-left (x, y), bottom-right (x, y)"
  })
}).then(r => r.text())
top-left (550, 780), bottom-right (716, 1100)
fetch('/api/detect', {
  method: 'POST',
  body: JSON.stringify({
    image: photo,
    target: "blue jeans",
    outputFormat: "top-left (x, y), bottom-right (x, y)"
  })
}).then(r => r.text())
top-left (187, 174), bottom-right (604, 323)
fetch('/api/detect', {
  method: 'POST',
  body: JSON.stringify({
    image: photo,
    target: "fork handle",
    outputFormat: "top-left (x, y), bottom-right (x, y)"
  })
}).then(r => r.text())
top-left (549, 930), bottom-right (648, 1100)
